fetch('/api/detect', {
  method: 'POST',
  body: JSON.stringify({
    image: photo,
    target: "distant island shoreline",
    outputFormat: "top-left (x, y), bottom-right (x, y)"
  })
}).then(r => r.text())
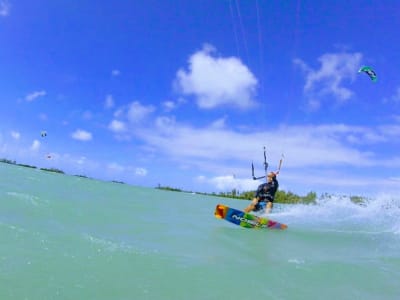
top-left (1, 158), bottom-right (366, 205)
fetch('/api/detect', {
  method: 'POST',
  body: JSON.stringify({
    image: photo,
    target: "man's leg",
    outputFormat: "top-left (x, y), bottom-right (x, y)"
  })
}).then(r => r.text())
top-left (244, 198), bottom-right (259, 213)
top-left (265, 201), bottom-right (273, 214)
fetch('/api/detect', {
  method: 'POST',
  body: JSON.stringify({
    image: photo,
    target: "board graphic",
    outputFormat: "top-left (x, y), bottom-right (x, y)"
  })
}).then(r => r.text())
top-left (214, 204), bottom-right (287, 230)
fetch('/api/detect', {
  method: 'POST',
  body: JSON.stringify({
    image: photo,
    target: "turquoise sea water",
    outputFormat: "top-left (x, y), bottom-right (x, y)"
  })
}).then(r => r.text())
top-left (1, 162), bottom-right (399, 300)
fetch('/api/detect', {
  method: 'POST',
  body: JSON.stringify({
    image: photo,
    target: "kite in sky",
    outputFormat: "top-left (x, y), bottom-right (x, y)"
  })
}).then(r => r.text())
top-left (358, 66), bottom-right (377, 82)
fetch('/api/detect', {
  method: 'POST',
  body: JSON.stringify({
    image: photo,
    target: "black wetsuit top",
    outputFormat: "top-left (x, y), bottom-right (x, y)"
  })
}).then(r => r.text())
top-left (255, 178), bottom-right (279, 203)
top-left (253, 178), bottom-right (278, 212)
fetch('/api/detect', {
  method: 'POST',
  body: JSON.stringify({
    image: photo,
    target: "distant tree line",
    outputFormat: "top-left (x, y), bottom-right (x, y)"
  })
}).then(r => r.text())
top-left (1, 157), bottom-right (123, 183)
top-left (2, 158), bottom-right (364, 205)
top-left (1, 158), bottom-right (36, 169)
top-left (156, 185), bottom-right (319, 204)
top-left (39, 167), bottom-right (65, 174)
top-left (1, 158), bottom-right (62, 174)
top-left (156, 186), bottom-right (366, 205)
top-left (156, 184), bottom-right (182, 192)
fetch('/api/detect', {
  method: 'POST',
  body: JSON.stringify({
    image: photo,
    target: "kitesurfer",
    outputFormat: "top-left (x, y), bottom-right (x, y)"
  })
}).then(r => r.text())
top-left (244, 171), bottom-right (279, 214)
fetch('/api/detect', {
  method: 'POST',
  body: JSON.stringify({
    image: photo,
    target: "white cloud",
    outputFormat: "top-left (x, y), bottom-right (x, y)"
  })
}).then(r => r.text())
top-left (128, 120), bottom-right (400, 193)
top-left (82, 111), bottom-right (92, 120)
top-left (108, 119), bottom-right (126, 132)
top-left (111, 70), bottom-right (120, 77)
top-left (71, 129), bottom-right (92, 141)
top-left (25, 90), bottom-right (47, 102)
top-left (107, 162), bottom-right (124, 172)
top-left (162, 98), bottom-right (186, 112)
top-left (113, 108), bottom-right (124, 118)
top-left (134, 120), bottom-right (400, 172)
top-left (76, 156), bottom-right (87, 165)
top-left (30, 140), bottom-right (40, 151)
top-left (0, 1), bottom-right (10, 16)
top-left (10, 131), bottom-right (20, 140)
top-left (162, 100), bottom-right (176, 112)
top-left (135, 168), bottom-right (147, 176)
top-left (210, 117), bottom-right (227, 129)
top-left (154, 116), bottom-right (176, 133)
top-left (49, 153), bottom-right (100, 174)
top-left (127, 101), bottom-right (155, 123)
top-left (105, 94), bottom-right (114, 109)
top-left (294, 52), bottom-right (362, 109)
top-left (39, 113), bottom-right (48, 121)
top-left (107, 101), bottom-right (155, 139)
top-left (197, 175), bottom-right (258, 191)
top-left (175, 44), bottom-right (258, 109)
top-left (393, 87), bottom-right (400, 103)
top-left (384, 86), bottom-right (400, 104)
top-left (377, 125), bottom-right (400, 139)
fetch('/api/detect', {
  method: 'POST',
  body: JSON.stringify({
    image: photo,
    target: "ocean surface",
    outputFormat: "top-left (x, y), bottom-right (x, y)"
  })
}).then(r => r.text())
top-left (1, 162), bottom-right (399, 300)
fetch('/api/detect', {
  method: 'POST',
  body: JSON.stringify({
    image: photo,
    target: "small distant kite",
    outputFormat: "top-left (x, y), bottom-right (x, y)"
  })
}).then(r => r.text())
top-left (358, 66), bottom-right (377, 82)
top-left (41, 131), bottom-right (47, 137)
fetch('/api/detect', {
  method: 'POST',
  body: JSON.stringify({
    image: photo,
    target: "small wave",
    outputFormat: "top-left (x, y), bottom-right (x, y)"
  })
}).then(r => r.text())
top-left (7, 191), bottom-right (40, 206)
top-left (27, 176), bottom-right (40, 182)
top-left (274, 194), bottom-right (400, 235)
top-left (288, 258), bottom-right (305, 264)
top-left (82, 233), bottom-right (153, 255)
top-left (391, 223), bottom-right (400, 235)
top-left (83, 233), bottom-right (126, 252)
top-left (0, 221), bottom-right (27, 233)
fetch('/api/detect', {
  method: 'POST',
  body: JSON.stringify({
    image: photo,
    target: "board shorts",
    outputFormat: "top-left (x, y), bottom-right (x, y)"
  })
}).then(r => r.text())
top-left (254, 197), bottom-right (273, 212)
top-left (254, 201), bottom-right (266, 212)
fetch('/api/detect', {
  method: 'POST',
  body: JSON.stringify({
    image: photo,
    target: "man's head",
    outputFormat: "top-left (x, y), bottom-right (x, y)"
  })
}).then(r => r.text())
top-left (267, 172), bottom-right (276, 181)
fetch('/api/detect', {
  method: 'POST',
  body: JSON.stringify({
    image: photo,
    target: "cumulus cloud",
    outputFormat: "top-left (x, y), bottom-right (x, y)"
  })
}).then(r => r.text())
top-left (163, 101), bottom-right (176, 112)
top-left (154, 116), bottom-right (176, 133)
top-left (197, 175), bottom-right (258, 191)
top-left (71, 129), bottom-right (92, 141)
top-left (0, 1), bottom-right (10, 16)
top-left (108, 119), bottom-right (126, 132)
top-left (30, 140), bottom-right (40, 151)
top-left (39, 113), bottom-right (48, 121)
top-left (135, 168), bottom-right (147, 176)
top-left (106, 101), bottom-right (154, 129)
top-left (175, 44), bottom-right (258, 109)
top-left (127, 119), bottom-right (400, 194)
top-left (376, 125), bottom-right (400, 140)
top-left (294, 52), bottom-right (362, 110)
top-left (76, 156), bottom-right (87, 165)
top-left (104, 94), bottom-right (114, 109)
top-left (111, 69), bottom-right (120, 77)
top-left (25, 90), bottom-right (47, 102)
top-left (111, 101), bottom-right (154, 123)
top-left (134, 120), bottom-right (400, 173)
top-left (127, 101), bottom-right (155, 123)
top-left (210, 117), bottom-right (227, 129)
top-left (82, 111), bottom-right (92, 120)
top-left (107, 101), bottom-right (155, 139)
top-left (383, 86), bottom-right (400, 104)
top-left (162, 98), bottom-right (186, 112)
top-left (393, 87), bottom-right (400, 103)
top-left (10, 131), bottom-right (20, 140)
top-left (107, 162), bottom-right (124, 172)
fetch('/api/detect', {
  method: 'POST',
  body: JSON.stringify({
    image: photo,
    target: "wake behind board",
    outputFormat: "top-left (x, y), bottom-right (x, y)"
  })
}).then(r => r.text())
top-left (214, 204), bottom-right (287, 230)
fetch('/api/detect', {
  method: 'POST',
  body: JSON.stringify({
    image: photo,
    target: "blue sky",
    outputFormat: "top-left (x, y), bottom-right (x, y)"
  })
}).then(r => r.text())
top-left (1, 0), bottom-right (400, 196)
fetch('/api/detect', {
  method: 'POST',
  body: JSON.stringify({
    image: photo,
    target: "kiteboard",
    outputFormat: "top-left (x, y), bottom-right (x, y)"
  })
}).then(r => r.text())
top-left (214, 204), bottom-right (287, 230)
